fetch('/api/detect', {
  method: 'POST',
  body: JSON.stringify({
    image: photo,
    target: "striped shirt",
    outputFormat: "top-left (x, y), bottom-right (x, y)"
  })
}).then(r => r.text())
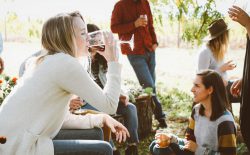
top-left (183, 104), bottom-right (237, 155)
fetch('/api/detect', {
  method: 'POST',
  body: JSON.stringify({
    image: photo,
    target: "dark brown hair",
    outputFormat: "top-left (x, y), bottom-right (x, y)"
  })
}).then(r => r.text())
top-left (197, 70), bottom-right (230, 121)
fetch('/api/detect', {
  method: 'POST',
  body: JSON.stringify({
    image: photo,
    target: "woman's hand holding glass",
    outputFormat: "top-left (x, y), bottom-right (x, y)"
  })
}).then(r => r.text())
top-left (89, 31), bottom-right (119, 62)
top-left (102, 114), bottom-right (130, 143)
top-left (183, 140), bottom-right (197, 152)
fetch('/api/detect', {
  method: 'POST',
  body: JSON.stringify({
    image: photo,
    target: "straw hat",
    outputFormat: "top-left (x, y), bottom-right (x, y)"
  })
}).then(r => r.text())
top-left (204, 19), bottom-right (229, 41)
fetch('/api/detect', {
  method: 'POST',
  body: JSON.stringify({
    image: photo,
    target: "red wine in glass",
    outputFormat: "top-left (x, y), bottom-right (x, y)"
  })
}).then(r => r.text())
top-left (89, 44), bottom-right (105, 52)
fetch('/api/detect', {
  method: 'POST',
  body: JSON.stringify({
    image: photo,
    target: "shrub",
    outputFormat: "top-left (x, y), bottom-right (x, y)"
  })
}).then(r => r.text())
top-left (156, 83), bottom-right (193, 118)
top-left (124, 79), bottom-right (153, 103)
top-left (0, 75), bottom-right (18, 105)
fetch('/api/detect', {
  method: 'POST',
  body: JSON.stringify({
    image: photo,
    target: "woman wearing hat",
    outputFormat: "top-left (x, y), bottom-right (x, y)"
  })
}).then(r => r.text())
top-left (197, 18), bottom-right (240, 105)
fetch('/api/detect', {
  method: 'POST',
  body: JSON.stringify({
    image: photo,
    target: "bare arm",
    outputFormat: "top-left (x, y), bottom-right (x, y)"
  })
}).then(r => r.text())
top-left (228, 6), bottom-right (250, 38)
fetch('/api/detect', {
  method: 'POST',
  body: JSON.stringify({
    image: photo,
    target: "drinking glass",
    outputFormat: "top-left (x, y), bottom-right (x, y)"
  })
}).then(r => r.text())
top-left (88, 30), bottom-right (105, 51)
top-left (88, 30), bottom-right (134, 51)
top-left (118, 34), bottom-right (134, 49)
top-left (155, 129), bottom-right (171, 148)
top-left (140, 14), bottom-right (148, 22)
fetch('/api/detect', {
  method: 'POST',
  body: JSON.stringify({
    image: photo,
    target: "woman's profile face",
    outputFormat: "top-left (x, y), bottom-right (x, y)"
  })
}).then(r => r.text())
top-left (73, 17), bottom-right (89, 57)
top-left (191, 75), bottom-right (212, 103)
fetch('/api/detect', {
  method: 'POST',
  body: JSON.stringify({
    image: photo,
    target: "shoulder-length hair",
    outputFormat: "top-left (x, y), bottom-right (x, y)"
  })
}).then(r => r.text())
top-left (39, 11), bottom-right (84, 62)
top-left (197, 70), bottom-right (230, 121)
top-left (207, 30), bottom-right (229, 62)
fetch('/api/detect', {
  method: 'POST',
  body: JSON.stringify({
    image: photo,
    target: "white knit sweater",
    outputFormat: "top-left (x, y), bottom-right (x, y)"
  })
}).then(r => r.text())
top-left (0, 53), bottom-right (121, 155)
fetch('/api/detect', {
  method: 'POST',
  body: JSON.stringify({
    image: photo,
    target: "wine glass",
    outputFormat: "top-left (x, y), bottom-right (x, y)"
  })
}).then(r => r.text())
top-left (88, 30), bottom-right (134, 51)
top-left (88, 30), bottom-right (105, 51)
top-left (117, 34), bottom-right (134, 50)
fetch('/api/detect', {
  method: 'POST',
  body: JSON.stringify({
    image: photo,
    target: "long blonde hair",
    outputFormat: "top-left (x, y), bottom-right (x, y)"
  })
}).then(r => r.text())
top-left (207, 30), bottom-right (229, 62)
top-left (38, 11), bottom-right (84, 63)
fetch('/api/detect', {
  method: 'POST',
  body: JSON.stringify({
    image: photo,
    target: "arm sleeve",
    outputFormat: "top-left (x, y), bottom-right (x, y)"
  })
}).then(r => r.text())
top-left (170, 108), bottom-right (196, 146)
top-left (55, 58), bottom-right (121, 115)
top-left (185, 108), bottom-right (196, 142)
top-left (62, 111), bottom-right (104, 129)
top-left (197, 49), bottom-right (211, 71)
top-left (110, 3), bottom-right (136, 34)
top-left (217, 121), bottom-right (237, 155)
top-left (146, 1), bottom-right (158, 45)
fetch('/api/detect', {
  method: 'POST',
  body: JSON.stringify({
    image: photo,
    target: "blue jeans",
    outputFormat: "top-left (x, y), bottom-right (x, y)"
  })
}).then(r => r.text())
top-left (53, 140), bottom-right (112, 155)
top-left (53, 128), bottom-right (112, 155)
top-left (54, 128), bottom-right (104, 140)
top-left (116, 101), bottom-right (139, 143)
top-left (82, 102), bottom-right (139, 144)
top-left (127, 50), bottom-right (165, 120)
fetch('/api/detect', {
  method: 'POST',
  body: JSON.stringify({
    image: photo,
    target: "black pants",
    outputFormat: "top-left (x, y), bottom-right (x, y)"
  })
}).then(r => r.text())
top-left (241, 36), bottom-right (250, 151)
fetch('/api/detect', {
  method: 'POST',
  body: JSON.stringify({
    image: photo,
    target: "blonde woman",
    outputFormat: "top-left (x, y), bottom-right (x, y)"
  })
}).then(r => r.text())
top-left (197, 19), bottom-right (239, 104)
top-left (0, 11), bottom-right (129, 155)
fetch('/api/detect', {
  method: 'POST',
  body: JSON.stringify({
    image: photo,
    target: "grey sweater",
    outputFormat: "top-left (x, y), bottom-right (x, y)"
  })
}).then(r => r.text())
top-left (197, 46), bottom-right (227, 80)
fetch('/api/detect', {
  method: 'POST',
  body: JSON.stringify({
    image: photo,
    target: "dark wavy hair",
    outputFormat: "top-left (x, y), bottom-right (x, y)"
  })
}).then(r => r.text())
top-left (197, 70), bottom-right (230, 121)
top-left (87, 24), bottom-right (108, 73)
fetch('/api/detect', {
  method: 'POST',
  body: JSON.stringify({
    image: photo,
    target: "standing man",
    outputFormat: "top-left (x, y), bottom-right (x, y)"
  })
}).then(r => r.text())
top-left (0, 33), bottom-right (4, 74)
top-left (111, 0), bottom-right (167, 128)
top-left (228, 6), bottom-right (250, 150)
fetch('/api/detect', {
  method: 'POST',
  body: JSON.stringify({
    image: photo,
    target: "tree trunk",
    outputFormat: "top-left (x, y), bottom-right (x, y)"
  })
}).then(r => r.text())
top-left (134, 95), bottom-right (153, 139)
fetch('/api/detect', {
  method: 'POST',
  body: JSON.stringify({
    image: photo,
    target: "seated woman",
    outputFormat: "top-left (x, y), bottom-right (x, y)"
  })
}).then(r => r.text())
top-left (69, 23), bottom-right (139, 155)
top-left (149, 70), bottom-right (236, 155)
top-left (0, 11), bottom-right (129, 155)
top-left (196, 19), bottom-right (240, 105)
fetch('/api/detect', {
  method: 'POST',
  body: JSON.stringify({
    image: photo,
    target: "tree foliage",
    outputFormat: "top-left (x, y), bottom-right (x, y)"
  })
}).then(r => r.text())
top-left (150, 0), bottom-right (223, 45)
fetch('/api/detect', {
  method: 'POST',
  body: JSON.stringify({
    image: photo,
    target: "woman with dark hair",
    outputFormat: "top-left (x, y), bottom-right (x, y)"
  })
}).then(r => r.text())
top-left (149, 70), bottom-right (236, 155)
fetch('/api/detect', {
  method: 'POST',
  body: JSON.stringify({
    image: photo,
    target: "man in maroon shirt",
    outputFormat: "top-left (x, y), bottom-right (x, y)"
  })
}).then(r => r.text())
top-left (111, 0), bottom-right (167, 132)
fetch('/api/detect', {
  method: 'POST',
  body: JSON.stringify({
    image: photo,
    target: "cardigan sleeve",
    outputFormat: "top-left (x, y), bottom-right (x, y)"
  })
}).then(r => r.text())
top-left (217, 121), bottom-right (237, 155)
top-left (110, 2), bottom-right (136, 34)
top-left (62, 111), bottom-right (103, 129)
top-left (197, 49), bottom-right (211, 71)
top-left (54, 57), bottom-right (122, 115)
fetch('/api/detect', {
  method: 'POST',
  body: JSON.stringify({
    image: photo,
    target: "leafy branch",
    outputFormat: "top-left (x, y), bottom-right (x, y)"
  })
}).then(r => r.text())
top-left (150, 0), bottom-right (223, 45)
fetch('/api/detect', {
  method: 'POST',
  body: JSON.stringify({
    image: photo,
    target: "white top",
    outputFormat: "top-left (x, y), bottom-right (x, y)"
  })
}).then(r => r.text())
top-left (0, 53), bottom-right (122, 155)
top-left (197, 45), bottom-right (227, 79)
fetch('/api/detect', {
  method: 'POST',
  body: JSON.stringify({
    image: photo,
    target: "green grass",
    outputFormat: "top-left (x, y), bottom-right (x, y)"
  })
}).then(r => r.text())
top-left (2, 42), bottom-right (248, 154)
top-left (115, 86), bottom-right (248, 154)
